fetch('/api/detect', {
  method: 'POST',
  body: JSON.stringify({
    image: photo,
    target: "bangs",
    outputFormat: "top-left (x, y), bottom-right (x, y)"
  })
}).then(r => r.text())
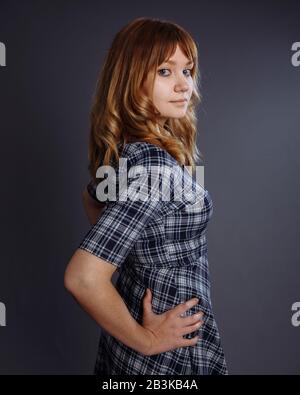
top-left (154, 29), bottom-right (197, 71)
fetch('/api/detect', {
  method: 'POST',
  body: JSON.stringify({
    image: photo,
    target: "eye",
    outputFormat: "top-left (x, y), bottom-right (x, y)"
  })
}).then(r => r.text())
top-left (158, 68), bottom-right (170, 76)
top-left (158, 68), bottom-right (193, 77)
top-left (184, 69), bottom-right (193, 77)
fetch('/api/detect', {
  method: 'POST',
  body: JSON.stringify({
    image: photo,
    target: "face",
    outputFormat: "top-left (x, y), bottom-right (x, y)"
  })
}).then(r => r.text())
top-left (142, 44), bottom-right (194, 127)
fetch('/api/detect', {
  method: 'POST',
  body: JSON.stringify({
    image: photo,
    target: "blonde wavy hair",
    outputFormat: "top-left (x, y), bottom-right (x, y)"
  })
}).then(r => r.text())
top-left (88, 17), bottom-right (203, 182)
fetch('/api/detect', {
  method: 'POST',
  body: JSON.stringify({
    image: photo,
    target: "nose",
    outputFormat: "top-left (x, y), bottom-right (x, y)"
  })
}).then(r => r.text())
top-left (174, 73), bottom-right (190, 93)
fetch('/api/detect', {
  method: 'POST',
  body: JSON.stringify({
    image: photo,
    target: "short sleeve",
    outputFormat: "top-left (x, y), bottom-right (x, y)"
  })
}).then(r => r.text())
top-left (78, 144), bottom-right (171, 269)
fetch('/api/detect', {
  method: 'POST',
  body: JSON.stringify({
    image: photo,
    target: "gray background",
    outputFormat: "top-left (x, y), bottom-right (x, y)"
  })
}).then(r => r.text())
top-left (0, 0), bottom-right (299, 374)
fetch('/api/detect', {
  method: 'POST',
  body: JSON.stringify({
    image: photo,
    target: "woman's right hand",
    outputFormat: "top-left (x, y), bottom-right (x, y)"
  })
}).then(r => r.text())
top-left (141, 288), bottom-right (204, 356)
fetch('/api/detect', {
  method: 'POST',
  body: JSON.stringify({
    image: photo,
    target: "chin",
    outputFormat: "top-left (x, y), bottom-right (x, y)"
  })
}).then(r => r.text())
top-left (170, 112), bottom-right (187, 119)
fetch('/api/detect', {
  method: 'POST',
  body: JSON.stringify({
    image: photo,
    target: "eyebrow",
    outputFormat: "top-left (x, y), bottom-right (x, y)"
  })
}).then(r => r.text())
top-left (163, 59), bottom-right (194, 66)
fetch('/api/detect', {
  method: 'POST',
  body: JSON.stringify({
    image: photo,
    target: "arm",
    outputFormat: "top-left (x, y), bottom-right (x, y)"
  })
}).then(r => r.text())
top-left (82, 187), bottom-right (106, 226)
top-left (64, 248), bottom-right (150, 355)
top-left (82, 187), bottom-right (119, 273)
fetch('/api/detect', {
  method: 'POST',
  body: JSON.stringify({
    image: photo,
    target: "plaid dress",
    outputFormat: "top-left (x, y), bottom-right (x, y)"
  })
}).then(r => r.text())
top-left (78, 141), bottom-right (228, 375)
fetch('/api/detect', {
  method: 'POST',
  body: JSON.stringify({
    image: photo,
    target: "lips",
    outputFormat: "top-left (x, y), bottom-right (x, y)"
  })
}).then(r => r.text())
top-left (170, 99), bottom-right (188, 103)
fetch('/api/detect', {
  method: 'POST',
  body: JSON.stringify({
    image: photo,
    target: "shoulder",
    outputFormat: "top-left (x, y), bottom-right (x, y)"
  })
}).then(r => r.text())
top-left (121, 141), bottom-right (177, 169)
top-left (120, 142), bottom-right (183, 202)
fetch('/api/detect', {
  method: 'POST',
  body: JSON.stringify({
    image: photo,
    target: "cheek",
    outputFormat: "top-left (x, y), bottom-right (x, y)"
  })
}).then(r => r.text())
top-left (153, 79), bottom-right (170, 98)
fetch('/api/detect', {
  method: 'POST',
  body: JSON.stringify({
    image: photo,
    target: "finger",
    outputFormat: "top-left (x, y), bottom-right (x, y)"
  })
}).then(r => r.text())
top-left (180, 320), bottom-right (203, 336)
top-left (176, 298), bottom-right (199, 317)
top-left (179, 312), bottom-right (204, 327)
top-left (143, 289), bottom-right (153, 314)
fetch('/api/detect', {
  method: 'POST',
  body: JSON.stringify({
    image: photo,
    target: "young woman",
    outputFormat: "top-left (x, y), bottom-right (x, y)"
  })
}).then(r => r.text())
top-left (64, 17), bottom-right (228, 375)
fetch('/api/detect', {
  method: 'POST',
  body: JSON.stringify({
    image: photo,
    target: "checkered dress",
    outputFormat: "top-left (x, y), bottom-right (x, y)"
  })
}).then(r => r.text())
top-left (78, 141), bottom-right (228, 375)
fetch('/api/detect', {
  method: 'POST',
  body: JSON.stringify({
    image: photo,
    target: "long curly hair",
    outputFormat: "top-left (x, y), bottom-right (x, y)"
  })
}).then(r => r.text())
top-left (88, 17), bottom-right (203, 182)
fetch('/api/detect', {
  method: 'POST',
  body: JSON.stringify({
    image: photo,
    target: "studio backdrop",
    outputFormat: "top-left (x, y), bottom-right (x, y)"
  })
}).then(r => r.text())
top-left (0, 0), bottom-right (299, 375)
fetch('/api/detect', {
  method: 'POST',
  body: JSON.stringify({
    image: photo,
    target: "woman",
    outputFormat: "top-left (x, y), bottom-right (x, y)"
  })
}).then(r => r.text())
top-left (64, 17), bottom-right (228, 375)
